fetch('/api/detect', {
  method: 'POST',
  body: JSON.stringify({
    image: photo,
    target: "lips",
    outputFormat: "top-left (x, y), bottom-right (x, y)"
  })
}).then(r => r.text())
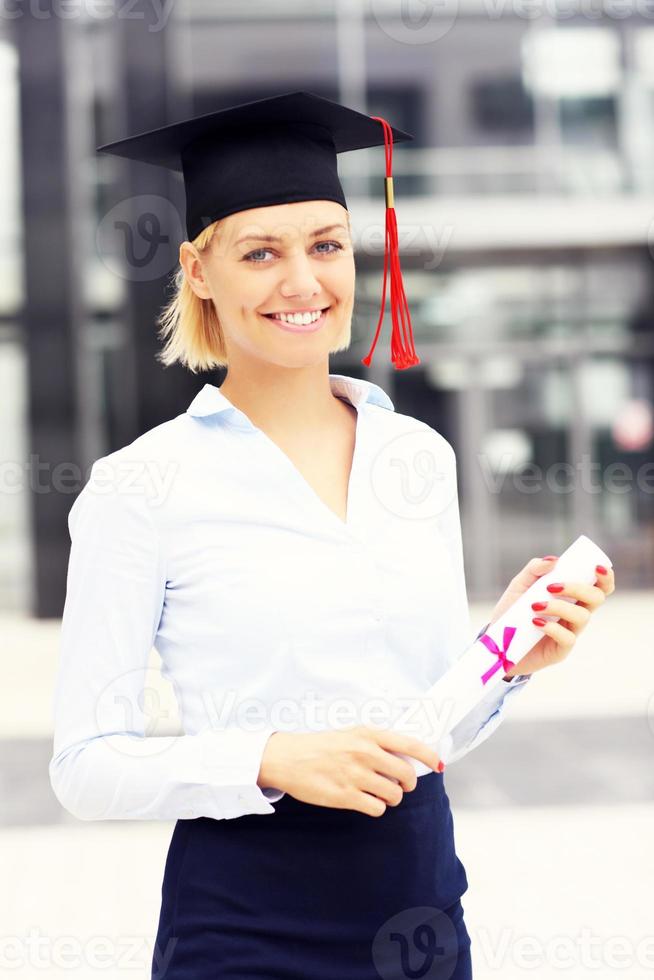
top-left (262, 307), bottom-right (330, 334)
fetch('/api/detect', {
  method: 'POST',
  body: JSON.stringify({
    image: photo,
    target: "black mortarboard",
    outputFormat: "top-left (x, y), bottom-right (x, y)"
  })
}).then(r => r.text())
top-left (97, 90), bottom-right (420, 369)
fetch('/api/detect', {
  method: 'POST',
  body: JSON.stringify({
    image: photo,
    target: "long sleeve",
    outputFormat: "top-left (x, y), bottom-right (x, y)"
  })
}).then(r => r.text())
top-left (435, 440), bottom-right (532, 767)
top-left (48, 459), bottom-right (285, 822)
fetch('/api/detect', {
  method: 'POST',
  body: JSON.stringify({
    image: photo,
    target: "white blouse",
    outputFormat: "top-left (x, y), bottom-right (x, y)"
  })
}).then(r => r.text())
top-left (49, 373), bottom-right (531, 822)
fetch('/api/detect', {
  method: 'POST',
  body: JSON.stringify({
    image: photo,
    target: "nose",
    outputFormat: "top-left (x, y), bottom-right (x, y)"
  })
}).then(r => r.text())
top-left (279, 251), bottom-right (322, 302)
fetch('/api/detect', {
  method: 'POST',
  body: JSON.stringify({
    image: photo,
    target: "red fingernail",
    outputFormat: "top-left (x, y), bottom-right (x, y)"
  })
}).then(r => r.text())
top-left (437, 761), bottom-right (445, 773)
top-left (542, 555), bottom-right (558, 561)
top-left (531, 601), bottom-right (548, 611)
top-left (532, 617), bottom-right (547, 627)
top-left (596, 565), bottom-right (607, 575)
top-left (547, 583), bottom-right (564, 593)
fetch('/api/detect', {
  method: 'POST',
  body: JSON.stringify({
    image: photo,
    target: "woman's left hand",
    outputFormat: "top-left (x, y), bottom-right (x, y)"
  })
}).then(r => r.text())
top-left (487, 556), bottom-right (616, 678)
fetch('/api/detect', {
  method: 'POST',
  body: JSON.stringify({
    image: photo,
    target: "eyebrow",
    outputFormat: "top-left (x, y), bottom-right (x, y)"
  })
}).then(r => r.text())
top-left (234, 223), bottom-right (349, 248)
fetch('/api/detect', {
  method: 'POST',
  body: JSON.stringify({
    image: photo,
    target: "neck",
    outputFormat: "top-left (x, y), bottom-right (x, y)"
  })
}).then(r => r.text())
top-left (218, 361), bottom-right (348, 437)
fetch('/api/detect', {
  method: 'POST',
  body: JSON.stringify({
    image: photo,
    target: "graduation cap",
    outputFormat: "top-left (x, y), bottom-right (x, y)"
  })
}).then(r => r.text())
top-left (97, 90), bottom-right (420, 370)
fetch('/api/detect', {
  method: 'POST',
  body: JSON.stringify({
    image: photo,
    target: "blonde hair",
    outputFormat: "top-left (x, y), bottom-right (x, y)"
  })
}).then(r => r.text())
top-left (156, 212), bottom-right (354, 374)
top-left (156, 220), bottom-right (226, 373)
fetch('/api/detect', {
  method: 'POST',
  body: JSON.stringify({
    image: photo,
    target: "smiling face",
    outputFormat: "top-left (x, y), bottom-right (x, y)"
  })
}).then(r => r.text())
top-left (179, 199), bottom-right (356, 370)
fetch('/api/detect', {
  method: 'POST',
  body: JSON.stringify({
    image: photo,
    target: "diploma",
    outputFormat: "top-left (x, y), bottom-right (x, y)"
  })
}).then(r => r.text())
top-left (394, 534), bottom-right (613, 775)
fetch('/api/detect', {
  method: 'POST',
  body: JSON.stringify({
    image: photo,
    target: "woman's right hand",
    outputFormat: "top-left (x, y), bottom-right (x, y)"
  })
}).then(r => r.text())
top-left (257, 726), bottom-right (444, 817)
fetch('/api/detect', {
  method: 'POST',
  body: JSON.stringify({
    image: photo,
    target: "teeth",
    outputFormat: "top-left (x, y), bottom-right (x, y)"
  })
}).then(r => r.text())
top-left (271, 309), bottom-right (324, 325)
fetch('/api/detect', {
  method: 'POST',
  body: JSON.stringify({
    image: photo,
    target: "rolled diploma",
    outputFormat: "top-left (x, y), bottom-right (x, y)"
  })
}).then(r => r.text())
top-left (394, 534), bottom-right (613, 775)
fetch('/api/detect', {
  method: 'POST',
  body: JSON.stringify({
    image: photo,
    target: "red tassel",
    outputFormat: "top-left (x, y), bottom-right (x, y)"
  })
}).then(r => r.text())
top-left (361, 115), bottom-right (420, 371)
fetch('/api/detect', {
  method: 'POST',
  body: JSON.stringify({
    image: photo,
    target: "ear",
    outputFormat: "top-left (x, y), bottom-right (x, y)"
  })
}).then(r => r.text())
top-left (179, 242), bottom-right (213, 300)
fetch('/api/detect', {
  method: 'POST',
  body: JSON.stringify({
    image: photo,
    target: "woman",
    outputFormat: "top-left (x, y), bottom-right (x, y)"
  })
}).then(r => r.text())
top-left (49, 92), bottom-right (615, 979)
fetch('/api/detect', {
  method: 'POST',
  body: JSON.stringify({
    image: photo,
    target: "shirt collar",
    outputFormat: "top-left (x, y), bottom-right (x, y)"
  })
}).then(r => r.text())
top-left (186, 373), bottom-right (395, 419)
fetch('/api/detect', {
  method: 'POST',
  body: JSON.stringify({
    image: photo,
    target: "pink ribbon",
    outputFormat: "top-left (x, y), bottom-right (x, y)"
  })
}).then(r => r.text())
top-left (479, 626), bottom-right (517, 685)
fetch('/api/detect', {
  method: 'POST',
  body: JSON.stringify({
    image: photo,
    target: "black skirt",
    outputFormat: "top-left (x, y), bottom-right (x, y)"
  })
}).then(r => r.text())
top-left (151, 771), bottom-right (472, 979)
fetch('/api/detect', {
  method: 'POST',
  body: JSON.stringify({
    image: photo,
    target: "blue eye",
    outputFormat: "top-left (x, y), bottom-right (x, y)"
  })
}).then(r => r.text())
top-left (243, 241), bottom-right (344, 263)
top-left (245, 248), bottom-right (272, 263)
top-left (314, 241), bottom-right (343, 254)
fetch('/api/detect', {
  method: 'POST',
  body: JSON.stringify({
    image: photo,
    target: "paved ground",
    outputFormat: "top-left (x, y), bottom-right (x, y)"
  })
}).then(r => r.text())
top-left (1, 591), bottom-right (652, 978)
